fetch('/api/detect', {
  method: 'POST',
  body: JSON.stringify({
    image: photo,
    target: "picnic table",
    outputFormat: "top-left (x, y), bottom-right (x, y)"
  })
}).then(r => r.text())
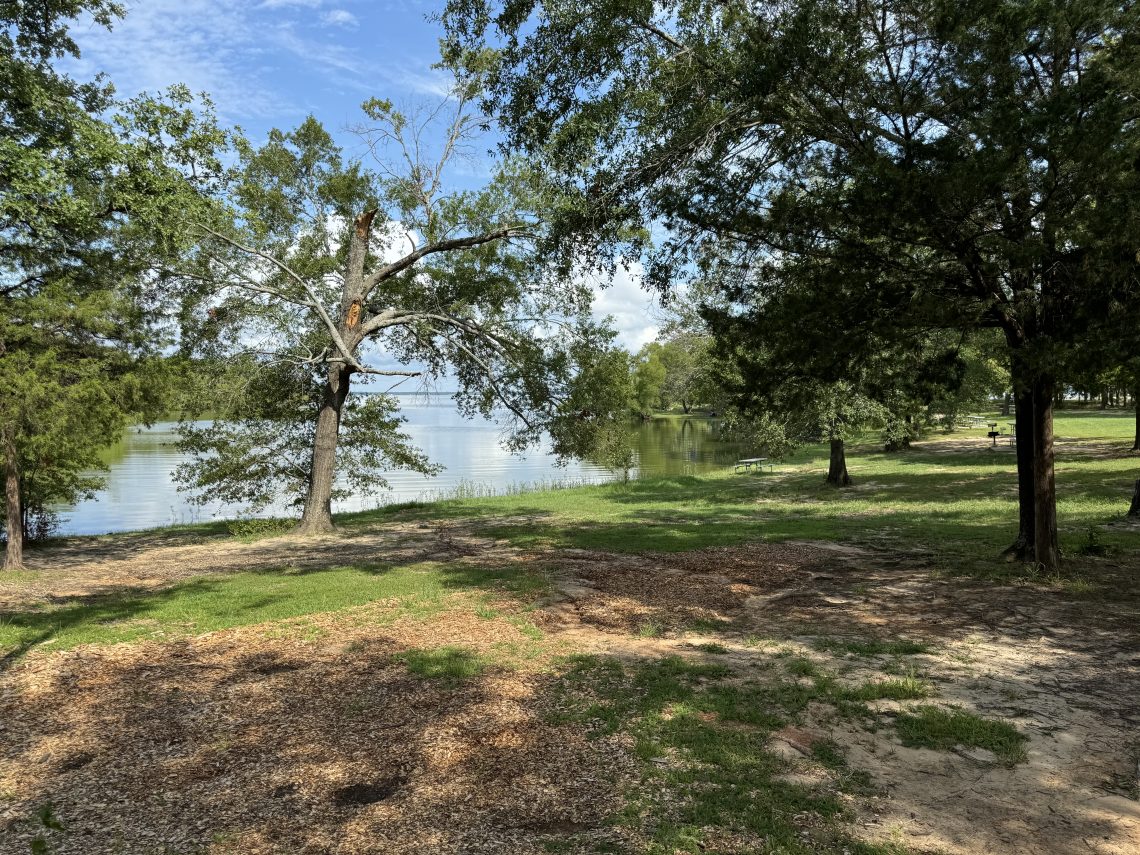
top-left (735, 457), bottom-right (773, 474)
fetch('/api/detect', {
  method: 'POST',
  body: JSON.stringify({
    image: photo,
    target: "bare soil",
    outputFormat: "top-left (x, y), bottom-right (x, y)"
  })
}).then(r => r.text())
top-left (1, 527), bottom-right (1138, 854)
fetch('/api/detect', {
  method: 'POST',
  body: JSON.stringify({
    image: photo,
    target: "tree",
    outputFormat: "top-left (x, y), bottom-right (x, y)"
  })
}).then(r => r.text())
top-left (443, 0), bottom-right (1140, 570)
top-left (630, 345), bottom-right (666, 417)
top-left (172, 87), bottom-right (621, 532)
top-left (1, 3), bottom-right (221, 568)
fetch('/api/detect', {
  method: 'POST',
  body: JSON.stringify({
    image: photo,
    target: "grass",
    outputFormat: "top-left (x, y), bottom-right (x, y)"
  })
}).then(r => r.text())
top-left (330, 410), bottom-right (1139, 574)
top-left (812, 637), bottom-right (931, 657)
top-left (0, 561), bottom-right (548, 657)
top-left (396, 645), bottom-right (490, 683)
top-left (894, 706), bottom-right (1029, 765)
top-left (548, 654), bottom-right (905, 854)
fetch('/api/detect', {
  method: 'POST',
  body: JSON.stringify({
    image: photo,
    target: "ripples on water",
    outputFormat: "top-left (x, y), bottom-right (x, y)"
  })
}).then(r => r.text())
top-left (57, 395), bottom-right (740, 535)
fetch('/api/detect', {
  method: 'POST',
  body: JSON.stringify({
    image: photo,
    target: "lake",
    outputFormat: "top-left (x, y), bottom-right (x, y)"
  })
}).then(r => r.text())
top-left (56, 395), bottom-right (742, 535)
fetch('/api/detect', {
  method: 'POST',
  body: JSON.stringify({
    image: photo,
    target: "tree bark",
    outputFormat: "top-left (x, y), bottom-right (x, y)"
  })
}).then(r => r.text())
top-left (1129, 479), bottom-right (1140, 517)
top-left (1000, 393), bottom-right (1011, 417)
top-left (3, 434), bottom-right (23, 571)
top-left (826, 438), bottom-right (851, 486)
top-left (1003, 367), bottom-right (1036, 561)
top-left (1133, 389), bottom-right (1139, 452)
top-left (1031, 375), bottom-right (1060, 570)
top-left (295, 209), bottom-right (374, 536)
top-left (296, 365), bottom-right (351, 534)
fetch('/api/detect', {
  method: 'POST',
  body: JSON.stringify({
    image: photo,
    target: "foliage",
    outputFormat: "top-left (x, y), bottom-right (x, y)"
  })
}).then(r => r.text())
top-left (170, 94), bottom-right (625, 525)
top-left (0, 3), bottom-right (225, 564)
top-left (630, 346), bottom-right (666, 417)
top-left (177, 361), bottom-right (438, 511)
top-left (443, 0), bottom-right (1140, 567)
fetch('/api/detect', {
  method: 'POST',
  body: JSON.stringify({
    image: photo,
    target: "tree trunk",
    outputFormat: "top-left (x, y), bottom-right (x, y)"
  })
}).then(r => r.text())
top-left (296, 365), bottom-right (352, 535)
top-left (1001, 361), bottom-right (1036, 560)
top-left (1133, 389), bottom-right (1139, 452)
top-left (826, 438), bottom-right (851, 486)
top-left (1031, 375), bottom-right (1060, 570)
top-left (3, 435), bottom-right (23, 571)
top-left (1000, 393), bottom-right (1012, 417)
top-left (1129, 479), bottom-right (1140, 517)
top-left (1100, 390), bottom-right (1108, 409)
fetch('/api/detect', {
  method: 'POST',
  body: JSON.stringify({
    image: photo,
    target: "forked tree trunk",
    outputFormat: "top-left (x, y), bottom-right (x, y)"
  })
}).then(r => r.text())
top-left (826, 438), bottom-right (851, 487)
top-left (3, 435), bottom-right (23, 571)
top-left (1031, 375), bottom-right (1060, 570)
top-left (1004, 382), bottom-right (1036, 561)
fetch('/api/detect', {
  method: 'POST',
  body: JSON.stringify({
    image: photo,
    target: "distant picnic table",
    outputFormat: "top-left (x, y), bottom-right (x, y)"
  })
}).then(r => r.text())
top-left (734, 457), bottom-right (773, 473)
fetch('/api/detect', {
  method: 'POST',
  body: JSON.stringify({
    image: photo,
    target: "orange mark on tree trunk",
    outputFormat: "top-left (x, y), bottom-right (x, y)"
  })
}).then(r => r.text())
top-left (345, 300), bottom-right (362, 329)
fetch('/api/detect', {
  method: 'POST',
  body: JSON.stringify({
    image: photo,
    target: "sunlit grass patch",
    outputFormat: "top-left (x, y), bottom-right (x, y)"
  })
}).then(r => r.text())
top-left (0, 561), bottom-right (549, 658)
top-left (395, 645), bottom-right (490, 683)
top-left (547, 654), bottom-right (912, 854)
top-left (894, 706), bottom-right (1029, 765)
top-left (847, 676), bottom-right (934, 701)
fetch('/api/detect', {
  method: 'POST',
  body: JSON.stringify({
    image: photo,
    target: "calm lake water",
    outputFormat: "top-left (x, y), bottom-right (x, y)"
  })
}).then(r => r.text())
top-left (56, 395), bottom-right (742, 535)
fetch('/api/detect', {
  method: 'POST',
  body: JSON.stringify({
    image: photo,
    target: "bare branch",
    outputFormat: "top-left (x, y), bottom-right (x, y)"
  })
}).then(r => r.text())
top-left (194, 223), bottom-right (366, 371)
top-left (361, 227), bottom-right (528, 295)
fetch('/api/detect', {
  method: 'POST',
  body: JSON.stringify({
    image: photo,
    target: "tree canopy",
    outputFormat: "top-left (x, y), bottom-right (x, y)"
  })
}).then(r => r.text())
top-left (443, 0), bottom-right (1140, 569)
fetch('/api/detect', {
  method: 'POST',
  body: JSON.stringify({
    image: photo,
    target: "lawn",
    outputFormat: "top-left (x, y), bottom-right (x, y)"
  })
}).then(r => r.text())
top-left (1, 411), bottom-right (1136, 855)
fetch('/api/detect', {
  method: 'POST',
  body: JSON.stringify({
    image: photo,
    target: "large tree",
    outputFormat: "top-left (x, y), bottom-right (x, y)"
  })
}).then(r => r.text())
top-left (443, 0), bottom-right (1140, 570)
top-left (1, 3), bottom-right (221, 568)
top-left (172, 88), bottom-right (621, 532)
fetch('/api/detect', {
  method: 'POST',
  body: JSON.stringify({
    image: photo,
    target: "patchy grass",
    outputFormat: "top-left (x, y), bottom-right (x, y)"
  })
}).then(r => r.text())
top-left (0, 561), bottom-right (548, 658)
top-left (894, 706), bottom-right (1029, 765)
top-left (813, 637), bottom-right (931, 657)
top-left (396, 645), bottom-right (490, 683)
top-left (548, 654), bottom-right (905, 854)
top-left (847, 676), bottom-right (934, 701)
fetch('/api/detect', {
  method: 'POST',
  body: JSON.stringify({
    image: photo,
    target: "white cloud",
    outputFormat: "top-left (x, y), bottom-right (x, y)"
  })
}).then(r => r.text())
top-left (323, 9), bottom-right (358, 27)
top-left (587, 262), bottom-right (660, 351)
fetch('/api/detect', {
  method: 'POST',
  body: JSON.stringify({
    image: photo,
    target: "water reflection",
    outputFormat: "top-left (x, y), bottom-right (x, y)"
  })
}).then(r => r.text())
top-left (56, 397), bottom-right (740, 535)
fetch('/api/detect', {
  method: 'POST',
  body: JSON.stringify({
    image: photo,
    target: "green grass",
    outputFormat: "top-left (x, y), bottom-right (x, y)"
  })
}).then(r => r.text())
top-left (333, 410), bottom-right (1138, 573)
top-left (847, 676), bottom-right (934, 701)
top-left (894, 706), bottom-right (1029, 765)
top-left (812, 637), bottom-right (931, 657)
top-left (0, 561), bottom-right (547, 658)
top-left (396, 645), bottom-right (490, 682)
top-left (548, 654), bottom-right (906, 854)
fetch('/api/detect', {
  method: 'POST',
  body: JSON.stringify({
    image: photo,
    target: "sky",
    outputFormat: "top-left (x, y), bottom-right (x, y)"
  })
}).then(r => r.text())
top-left (66, 0), bottom-right (661, 353)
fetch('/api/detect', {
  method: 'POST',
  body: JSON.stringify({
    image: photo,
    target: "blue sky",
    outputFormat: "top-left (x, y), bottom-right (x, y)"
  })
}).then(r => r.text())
top-left (67, 0), bottom-right (660, 353)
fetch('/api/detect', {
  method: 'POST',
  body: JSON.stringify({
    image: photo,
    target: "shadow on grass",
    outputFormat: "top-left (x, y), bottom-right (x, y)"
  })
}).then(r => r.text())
top-left (0, 557), bottom-right (552, 669)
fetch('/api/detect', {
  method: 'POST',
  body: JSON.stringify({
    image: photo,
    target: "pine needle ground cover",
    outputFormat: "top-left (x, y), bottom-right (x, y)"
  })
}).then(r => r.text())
top-left (1, 413), bottom-right (1137, 854)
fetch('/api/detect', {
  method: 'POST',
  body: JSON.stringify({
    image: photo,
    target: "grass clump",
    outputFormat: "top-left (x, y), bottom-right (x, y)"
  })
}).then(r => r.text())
top-left (848, 676), bottom-right (934, 701)
top-left (813, 637), bottom-right (930, 657)
top-left (785, 656), bottom-right (820, 677)
top-left (225, 517), bottom-right (296, 540)
top-left (396, 645), bottom-right (489, 683)
top-left (693, 641), bottom-right (729, 654)
top-left (894, 706), bottom-right (1028, 765)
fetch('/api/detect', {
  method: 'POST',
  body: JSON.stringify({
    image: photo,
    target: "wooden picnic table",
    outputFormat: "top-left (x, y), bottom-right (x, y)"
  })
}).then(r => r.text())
top-left (735, 457), bottom-right (773, 473)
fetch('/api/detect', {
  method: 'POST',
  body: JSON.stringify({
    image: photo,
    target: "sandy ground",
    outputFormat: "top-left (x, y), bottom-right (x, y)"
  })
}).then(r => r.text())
top-left (1, 524), bottom-right (1138, 854)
